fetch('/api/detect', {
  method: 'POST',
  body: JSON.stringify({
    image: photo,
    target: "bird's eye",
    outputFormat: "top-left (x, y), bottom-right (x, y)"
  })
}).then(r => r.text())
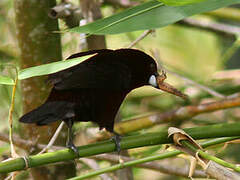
top-left (148, 75), bottom-right (158, 87)
top-left (150, 63), bottom-right (155, 70)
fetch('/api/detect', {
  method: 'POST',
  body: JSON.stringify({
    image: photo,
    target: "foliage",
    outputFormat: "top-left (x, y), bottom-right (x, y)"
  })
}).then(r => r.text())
top-left (0, 0), bottom-right (240, 179)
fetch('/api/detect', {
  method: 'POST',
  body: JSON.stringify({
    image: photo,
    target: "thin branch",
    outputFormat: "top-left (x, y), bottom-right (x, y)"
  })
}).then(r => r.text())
top-left (92, 94), bottom-right (240, 141)
top-left (127, 30), bottom-right (154, 48)
top-left (91, 154), bottom-right (207, 178)
top-left (152, 49), bottom-right (226, 99)
top-left (8, 77), bottom-right (18, 158)
top-left (80, 158), bottom-right (113, 180)
top-left (38, 121), bottom-right (65, 154)
top-left (178, 18), bottom-right (240, 37)
top-left (0, 132), bottom-right (62, 151)
top-left (166, 69), bottom-right (226, 99)
top-left (5, 92), bottom-right (240, 150)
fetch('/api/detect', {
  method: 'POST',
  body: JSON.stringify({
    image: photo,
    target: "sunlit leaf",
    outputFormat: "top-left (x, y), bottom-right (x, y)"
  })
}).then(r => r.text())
top-left (0, 75), bottom-right (14, 85)
top-left (69, 0), bottom-right (240, 35)
top-left (18, 54), bottom-right (96, 80)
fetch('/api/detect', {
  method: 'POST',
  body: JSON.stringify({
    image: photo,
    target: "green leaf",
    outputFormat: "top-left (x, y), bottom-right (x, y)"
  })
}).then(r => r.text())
top-left (0, 75), bottom-right (14, 85)
top-left (18, 54), bottom-right (96, 80)
top-left (159, 0), bottom-right (207, 6)
top-left (69, 0), bottom-right (240, 35)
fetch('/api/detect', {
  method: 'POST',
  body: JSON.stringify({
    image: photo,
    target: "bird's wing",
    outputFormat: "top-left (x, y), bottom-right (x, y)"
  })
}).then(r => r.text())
top-left (48, 51), bottom-right (132, 90)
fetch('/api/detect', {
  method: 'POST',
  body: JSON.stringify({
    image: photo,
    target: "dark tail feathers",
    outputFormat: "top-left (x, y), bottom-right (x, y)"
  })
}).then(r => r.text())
top-left (19, 101), bottom-right (75, 125)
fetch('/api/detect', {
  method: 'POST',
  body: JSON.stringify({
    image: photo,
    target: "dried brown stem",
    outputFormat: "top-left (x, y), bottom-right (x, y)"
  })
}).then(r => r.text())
top-left (205, 161), bottom-right (240, 180)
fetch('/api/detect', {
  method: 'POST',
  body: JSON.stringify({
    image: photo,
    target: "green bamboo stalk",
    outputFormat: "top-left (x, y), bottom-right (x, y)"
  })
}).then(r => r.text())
top-left (181, 140), bottom-right (240, 172)
top-left (68, 136), bottom-right (240, 180)
top-left (199, 150), bottom-right (240, 172)
top-left (1, 123), bottom-right (240, 174)
top-left (69, 151), bottom-right (181, 180)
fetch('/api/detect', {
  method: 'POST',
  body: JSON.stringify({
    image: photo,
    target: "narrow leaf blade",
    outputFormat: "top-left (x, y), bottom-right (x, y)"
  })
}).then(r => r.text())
top-left (0, 75), bottom-right (15, 85)
top-left (18, 54), bottom-right (96, 80)
top-left (69, 0), bottom-right (240, 35)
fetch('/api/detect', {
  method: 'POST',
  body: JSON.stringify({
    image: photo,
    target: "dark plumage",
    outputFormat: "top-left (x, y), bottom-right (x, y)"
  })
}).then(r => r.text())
top-left (19, 48), bottom-right (187, 154)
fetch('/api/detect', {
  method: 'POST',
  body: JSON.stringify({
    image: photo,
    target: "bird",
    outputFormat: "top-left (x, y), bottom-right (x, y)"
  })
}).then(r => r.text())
top-left (19, 48), bottom-right (188, 155)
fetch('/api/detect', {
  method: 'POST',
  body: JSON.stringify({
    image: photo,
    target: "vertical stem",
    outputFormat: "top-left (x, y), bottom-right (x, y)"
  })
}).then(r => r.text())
top-left (8, 77), bottom-right (18, 158)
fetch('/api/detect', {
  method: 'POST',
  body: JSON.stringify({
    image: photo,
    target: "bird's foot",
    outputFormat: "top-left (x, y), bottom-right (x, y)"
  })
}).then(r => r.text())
top-left (111, 133), bottom-right (122, 154)
top-left (66, 142), bottom-right (79, 157)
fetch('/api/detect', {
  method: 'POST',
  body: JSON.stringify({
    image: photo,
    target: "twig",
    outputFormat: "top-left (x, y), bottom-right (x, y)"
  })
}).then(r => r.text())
top-left (178, 18), bottom-right (240, 37)
top-left (152, 49), bottom-right (226, 99)
top-left (167, 69), bottom-right (226, 99)
top-left (8, 77), bottom-right (18, 158)
top-left (127, 30), bottom-right (154, 48)
top-left (38, 121), bottom-right (65, 154)
top-left (80, 158), bottom-right (113, 180)
top-left (6, 74), bottom-right (19, 180)
top-left (0, 132), bottom-right (62, 151)
top-left (92, 154), bottom-right (206, 178)
top-left (5, 91), bottom-right (240, 150)
top-left (92, 94), bottom-right (240, 141)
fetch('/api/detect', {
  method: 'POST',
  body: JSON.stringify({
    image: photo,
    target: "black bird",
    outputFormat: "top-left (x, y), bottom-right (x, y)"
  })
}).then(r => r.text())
top-left (20, 49), bottom-right (187, 154)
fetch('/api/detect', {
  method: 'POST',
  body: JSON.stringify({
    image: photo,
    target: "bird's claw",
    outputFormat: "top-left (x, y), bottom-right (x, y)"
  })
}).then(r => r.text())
top-left (111, 134), bottom-right (122, 154)
top-left (66, 142), bottom-right (79, 157)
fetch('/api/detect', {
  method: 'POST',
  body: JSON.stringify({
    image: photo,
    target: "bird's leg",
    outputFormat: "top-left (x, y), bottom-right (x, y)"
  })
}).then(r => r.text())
top-left (111, 131), bottom-right (122, 154)
top-left (65, 119), bottom-right (79, 156)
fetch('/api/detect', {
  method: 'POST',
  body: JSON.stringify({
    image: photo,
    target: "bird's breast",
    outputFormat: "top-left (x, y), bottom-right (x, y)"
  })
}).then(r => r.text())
top-left (47, 89), bottom-right (128, 130)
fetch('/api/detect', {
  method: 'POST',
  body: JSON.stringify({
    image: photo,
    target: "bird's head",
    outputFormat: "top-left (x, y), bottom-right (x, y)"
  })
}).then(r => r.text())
top-left (115, 49), bottom-right (188, 100)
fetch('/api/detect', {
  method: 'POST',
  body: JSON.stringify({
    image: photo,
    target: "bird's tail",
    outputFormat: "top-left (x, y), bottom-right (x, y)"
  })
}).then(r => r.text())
top-left (19, 101), bottom-right (75, 125)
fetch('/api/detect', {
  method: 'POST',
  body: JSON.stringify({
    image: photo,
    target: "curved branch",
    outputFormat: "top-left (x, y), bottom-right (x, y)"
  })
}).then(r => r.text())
top-left (93, 94), bottom-right (240, 141)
